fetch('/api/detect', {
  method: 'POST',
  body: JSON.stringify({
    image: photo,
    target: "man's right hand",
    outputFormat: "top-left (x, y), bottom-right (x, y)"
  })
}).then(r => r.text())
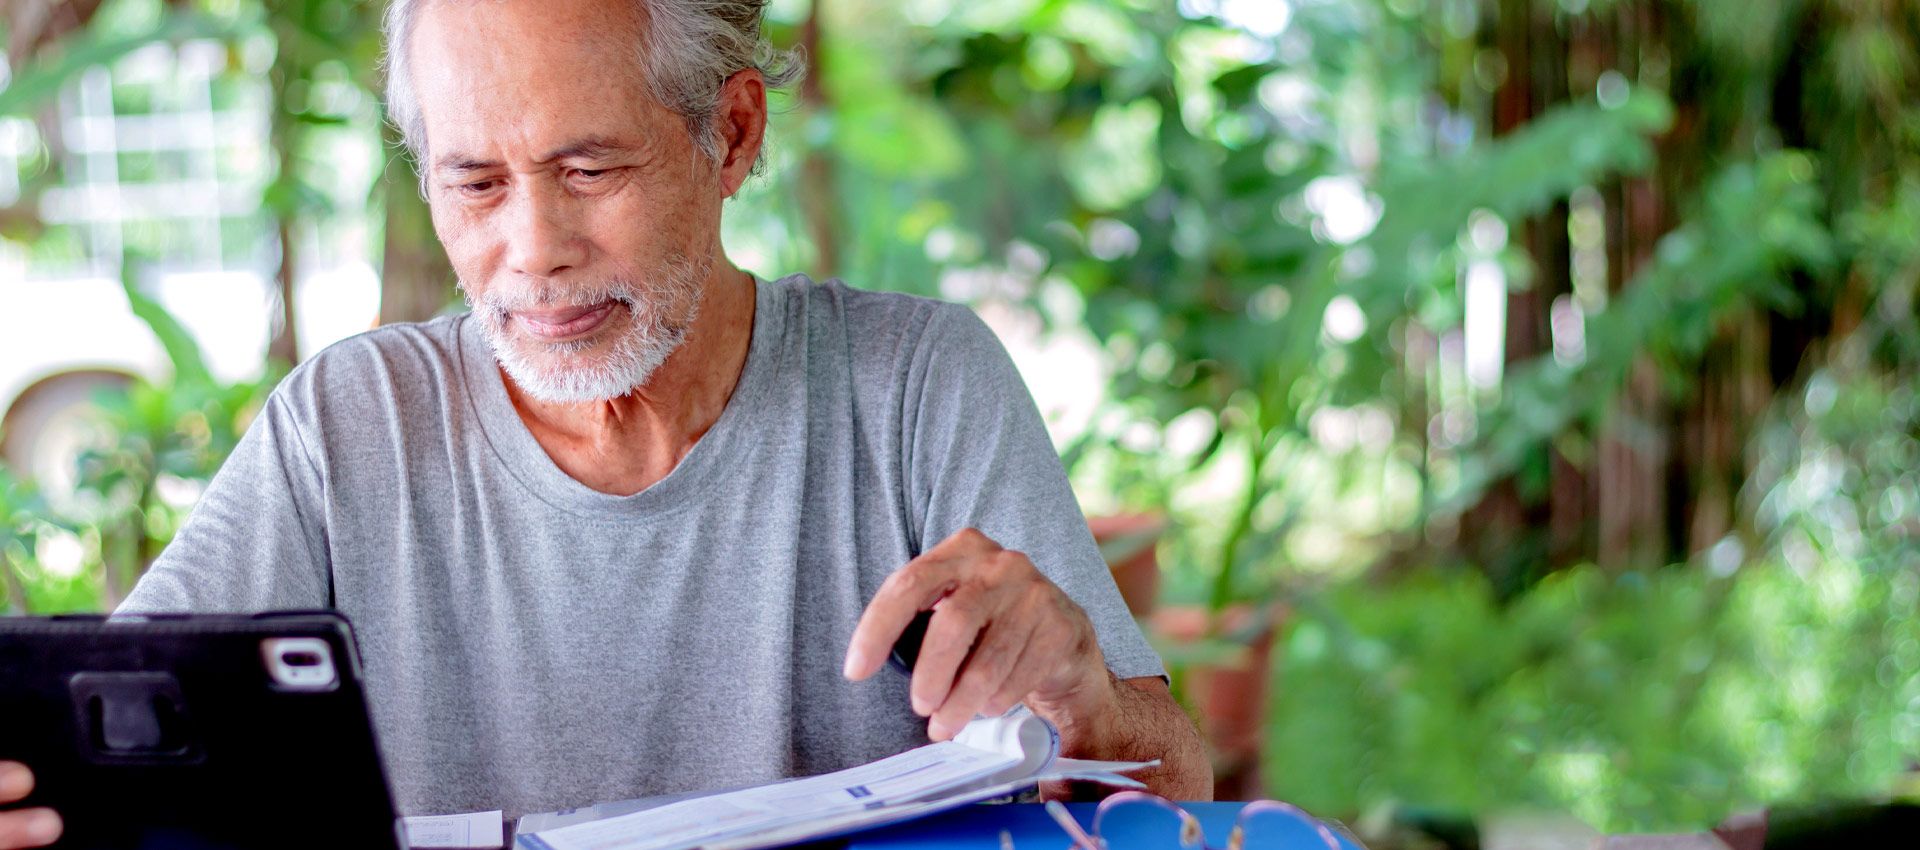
top-left (0, 763), bottom-right (60, 849)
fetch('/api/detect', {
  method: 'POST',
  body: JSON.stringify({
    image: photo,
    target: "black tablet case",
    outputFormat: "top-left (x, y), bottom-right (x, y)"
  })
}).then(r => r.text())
top-left (0, 612), bottom-right (403, 849)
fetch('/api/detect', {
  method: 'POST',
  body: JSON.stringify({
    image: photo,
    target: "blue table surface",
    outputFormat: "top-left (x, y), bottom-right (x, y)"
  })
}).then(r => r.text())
top-left (842, 802), bottom-right (1365, 850)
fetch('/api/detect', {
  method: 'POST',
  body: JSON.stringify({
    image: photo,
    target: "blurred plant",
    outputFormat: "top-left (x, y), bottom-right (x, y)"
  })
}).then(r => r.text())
top-left (1269, 561), bottom-right (1920, 833)
top-left (1, 0), bottom-right (383, 610)
top-left (1746, 173), bottom-right (1920, 582)
top-left (0, 463), bottom-right (101, 614)
top-left (2, 0), bottom-right (405, 350)
top-left (795, 0), bottom-right (1689, 614)
top-left (1455, 151), bottom-right (1835, 517)
top-left (261, 0), bottom-right (401, 351)
top-left (56, 271), bottom-right (281, 608)
top-left (769, 0), bottom-right (1920, 824)
top-left (1269, 162), bottom-right (1919, 828)
top-left (0, 467), bottom-right (46, 613)
top-left (0, 268), bottom-right (280, 613)
top-left (0, 5), bottom-right (245, 117)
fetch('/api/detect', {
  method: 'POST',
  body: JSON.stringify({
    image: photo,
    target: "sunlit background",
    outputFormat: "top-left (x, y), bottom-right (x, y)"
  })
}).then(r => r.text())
top-left (3, 0), bottom-right (1919, 839)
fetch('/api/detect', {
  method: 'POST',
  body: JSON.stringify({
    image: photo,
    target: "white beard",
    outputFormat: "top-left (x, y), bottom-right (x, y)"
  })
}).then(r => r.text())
top-left (463, 251), bottom-right (710, 404)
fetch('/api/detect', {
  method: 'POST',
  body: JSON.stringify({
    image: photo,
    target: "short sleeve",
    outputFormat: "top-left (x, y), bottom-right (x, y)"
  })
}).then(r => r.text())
top-left (118, 390), bottom-right (331, 614)
top-left (902, 303), bottom-right (1165, 681)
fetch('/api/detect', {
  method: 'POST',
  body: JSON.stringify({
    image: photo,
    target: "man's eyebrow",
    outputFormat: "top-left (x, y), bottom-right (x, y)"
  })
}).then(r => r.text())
top-left (434, 154), bottom-right (500, 175)
top-left (537, 137), bottom-right (637, 162)
top-left (431, 138), bottom-right (638, 175)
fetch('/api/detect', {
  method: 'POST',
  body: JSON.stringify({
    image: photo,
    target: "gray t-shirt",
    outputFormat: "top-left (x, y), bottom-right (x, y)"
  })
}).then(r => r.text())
top-left (120, 274), bottom-right (1162, 818)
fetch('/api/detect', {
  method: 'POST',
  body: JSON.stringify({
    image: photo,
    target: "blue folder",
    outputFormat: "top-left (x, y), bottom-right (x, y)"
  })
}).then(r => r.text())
top-left (842, 802), bottom-right (1365, 850)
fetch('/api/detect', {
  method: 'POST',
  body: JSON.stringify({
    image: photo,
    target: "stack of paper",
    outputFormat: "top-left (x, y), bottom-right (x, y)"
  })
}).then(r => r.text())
top-left (515, 708), bottom-right (1154, 850)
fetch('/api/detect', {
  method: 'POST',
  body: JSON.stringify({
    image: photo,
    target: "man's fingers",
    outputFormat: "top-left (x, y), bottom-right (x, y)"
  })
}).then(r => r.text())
top-left (0, 763), bottom-right (30, 804)
top-left (0, 809), bottom-right (62, 849)
top-left (985, 612), bottom-right (1073, 718)
top-left (843, 556), bottom-right (961, 680)
top-left (846, 529), bottom-right (1008, 681)
top-left (981, 635), bottom-right (1045, 718)
top-left (0, 763), bottom-right (59, 849)
top-left (931, 588), bottom-right (1050, 732)
top-left (909, 590), bottom-right (996, 717)
top-left (928, 615), bottom-right (1035, 740)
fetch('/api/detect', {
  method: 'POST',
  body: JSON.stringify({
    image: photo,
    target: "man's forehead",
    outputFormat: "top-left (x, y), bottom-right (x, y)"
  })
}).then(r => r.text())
top-left (409, 0), bottom-right (669, 164)
top-left (415, 0), bottom-right (643, 38)
top-left (409, 0), bottom-right (647, 88)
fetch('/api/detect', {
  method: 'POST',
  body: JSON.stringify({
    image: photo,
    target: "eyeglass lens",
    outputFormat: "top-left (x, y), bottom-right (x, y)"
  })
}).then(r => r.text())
top-left (1231, 802), bottom-right (1344, 850)
top-left (1093, 798), bottom-right (1205, 850)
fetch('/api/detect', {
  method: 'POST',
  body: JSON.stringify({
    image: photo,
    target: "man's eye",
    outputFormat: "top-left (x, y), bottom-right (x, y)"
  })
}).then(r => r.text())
top-left (571, 168), bottom-right (609, 180)
top-left (457, 180), bottom-right (498, 195)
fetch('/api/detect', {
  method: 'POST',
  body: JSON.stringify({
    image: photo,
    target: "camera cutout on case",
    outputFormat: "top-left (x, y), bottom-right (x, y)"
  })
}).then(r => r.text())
top-left (261, 637), bottom-right (338, 691)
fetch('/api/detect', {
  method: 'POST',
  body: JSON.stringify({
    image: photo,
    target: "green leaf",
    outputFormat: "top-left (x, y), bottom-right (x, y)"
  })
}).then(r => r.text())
top-left (119, 269), bottom-right (214, 390)
top-left (0, 13), bottom-right (248, 117)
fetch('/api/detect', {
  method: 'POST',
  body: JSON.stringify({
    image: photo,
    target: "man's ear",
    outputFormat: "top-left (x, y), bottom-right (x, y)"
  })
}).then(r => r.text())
top-left (716, 69), bottom-right (769, 198)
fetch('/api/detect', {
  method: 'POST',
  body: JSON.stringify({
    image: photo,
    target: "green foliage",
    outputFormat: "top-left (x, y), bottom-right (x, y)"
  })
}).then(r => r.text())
top-left (0, 11), bottom-right (249, 117)
top-left (1452, 152), bottom-right (1837, 511)
top-left (1271, 561), bottom-right (1920, 833)
top-left (0, 468), bottom-right (45, 613)
top-left (1747, 190), bottom-right (1920, 584)
top-left (60, 275), bottom-right (279, 608)
top-left (780, 1), bottom-right (1920, 829)
top-left (0, 271), bottom-right (277, 612)
top-left (0, 466), bottom-right (102, 614)
top-left (1355, 90), bottom-right (1673, 322)
top-left (0, 0), bottom-right (382, 607)
top-left (785, 1), bottom-right (1696, 613)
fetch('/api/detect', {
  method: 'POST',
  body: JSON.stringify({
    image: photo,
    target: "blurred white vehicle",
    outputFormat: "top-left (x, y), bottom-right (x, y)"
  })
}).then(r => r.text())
top-left (0, 268), bottom-right (380, 490)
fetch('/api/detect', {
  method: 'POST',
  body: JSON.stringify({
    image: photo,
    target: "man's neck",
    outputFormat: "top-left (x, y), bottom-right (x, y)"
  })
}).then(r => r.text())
top-left (499, 263), bottom-right (758, 497)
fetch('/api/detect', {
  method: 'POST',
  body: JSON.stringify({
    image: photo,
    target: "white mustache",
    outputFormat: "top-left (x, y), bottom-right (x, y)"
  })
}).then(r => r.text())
top-left (466, 281), bottom-right (651, 317)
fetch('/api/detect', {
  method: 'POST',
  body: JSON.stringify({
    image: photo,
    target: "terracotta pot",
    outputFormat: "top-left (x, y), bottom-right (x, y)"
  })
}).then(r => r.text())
top-left (1148, 603), bottom-right (1281, 801)
top-left (1088, 512), bottom-right (1165, 618)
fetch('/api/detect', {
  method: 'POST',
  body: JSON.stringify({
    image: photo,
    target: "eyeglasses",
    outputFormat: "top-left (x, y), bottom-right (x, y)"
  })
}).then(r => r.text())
top-left (1043, 793), bottom-right (1349, 850)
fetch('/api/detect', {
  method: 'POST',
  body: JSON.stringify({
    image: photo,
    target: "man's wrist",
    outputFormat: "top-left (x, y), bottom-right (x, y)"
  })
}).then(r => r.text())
top-left (1028, 664), bottom-right (1122, 757)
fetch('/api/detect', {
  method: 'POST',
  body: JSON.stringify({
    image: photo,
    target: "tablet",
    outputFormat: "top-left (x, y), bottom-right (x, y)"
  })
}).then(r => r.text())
top-left (0, 611), bottom-right (404, 850)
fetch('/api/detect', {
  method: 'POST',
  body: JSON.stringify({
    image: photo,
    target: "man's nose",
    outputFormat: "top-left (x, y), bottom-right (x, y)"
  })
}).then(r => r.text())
top-left (503, 182), bottom-right (588, 279)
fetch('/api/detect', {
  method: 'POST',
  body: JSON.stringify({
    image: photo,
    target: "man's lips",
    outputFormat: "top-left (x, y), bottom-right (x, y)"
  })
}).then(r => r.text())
top-left (513, 300), bottom-right (618, 340)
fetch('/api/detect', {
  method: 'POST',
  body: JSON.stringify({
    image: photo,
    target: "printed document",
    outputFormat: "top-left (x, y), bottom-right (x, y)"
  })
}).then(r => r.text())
top-left (405, 810), bottom-right (505, 848)
top-left (515, 707), bottom-right (1153, 850)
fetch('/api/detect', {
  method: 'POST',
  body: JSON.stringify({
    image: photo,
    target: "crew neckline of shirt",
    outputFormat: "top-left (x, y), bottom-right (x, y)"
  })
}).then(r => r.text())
top-left (455, 274), bottom-right (785, 519)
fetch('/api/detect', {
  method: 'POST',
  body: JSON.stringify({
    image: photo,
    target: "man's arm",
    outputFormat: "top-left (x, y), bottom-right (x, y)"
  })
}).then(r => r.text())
top-left (1036, 674), bottom-right (1213, 801)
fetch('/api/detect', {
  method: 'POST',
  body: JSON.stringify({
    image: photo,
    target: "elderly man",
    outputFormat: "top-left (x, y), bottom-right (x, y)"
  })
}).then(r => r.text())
top-left (0, 0), bottom-right (1208, 845)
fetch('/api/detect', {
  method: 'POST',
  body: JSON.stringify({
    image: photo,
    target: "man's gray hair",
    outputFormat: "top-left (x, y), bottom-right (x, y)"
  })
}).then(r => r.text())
top-left (383, 0), bottom-right (802, 170)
